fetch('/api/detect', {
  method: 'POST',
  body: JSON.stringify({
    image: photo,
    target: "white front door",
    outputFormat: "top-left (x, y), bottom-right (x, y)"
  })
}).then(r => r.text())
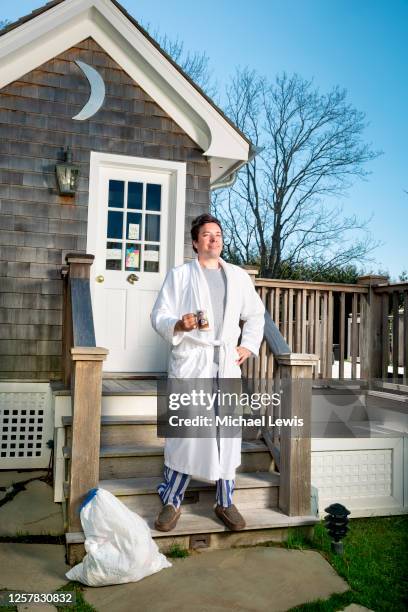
top-left (88, 155), bottom-right (186, 372)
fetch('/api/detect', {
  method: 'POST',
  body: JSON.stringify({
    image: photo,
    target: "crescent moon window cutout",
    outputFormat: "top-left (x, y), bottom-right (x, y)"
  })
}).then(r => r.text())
top-left (72, 60), bottom-right (106, 121)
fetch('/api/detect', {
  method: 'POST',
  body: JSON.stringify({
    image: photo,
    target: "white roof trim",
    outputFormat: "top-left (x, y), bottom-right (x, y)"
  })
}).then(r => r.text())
top-left (0, 0), bottom-right (250, 182)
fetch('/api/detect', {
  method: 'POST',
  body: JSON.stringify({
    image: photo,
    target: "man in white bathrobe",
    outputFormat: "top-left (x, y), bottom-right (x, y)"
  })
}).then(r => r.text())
top-left (151, 213), bottom-right (265, 532)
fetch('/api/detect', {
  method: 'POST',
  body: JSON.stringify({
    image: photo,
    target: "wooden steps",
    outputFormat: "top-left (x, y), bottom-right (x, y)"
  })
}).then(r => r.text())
top-left (67, 506), bottom-right (317, 543)
top-left (66, 505), bottom-right (318, 562)
top-left (62, 409), bottom-right (316, 563)
top-left (53, 379), bottom-right (160, 396)
top-left (63, 439), bottom-right (274, 479)
top-left (63, 415), bottom-right (158, 446)
top-left (63, 414), bottom-right (260, 446)
top-left (63, 472), bottom-right (280, 517)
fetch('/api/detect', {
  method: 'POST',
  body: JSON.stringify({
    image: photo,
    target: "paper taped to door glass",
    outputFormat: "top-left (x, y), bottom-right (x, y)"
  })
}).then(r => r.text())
top-left (106, 248), bottom-right (121, 260)
top-left (125, 246), bottom-right (140, 269)
top-left (128, 223), bottom-right (140, 240)
top-left (144, 249), bottom-right (159, 262)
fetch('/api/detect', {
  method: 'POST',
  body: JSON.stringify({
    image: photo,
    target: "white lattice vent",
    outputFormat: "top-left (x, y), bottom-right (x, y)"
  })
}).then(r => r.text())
top-left (0, 384), bottom-right (52, 468)
top-left (312, 449), bottom-right (393, 499)
top-left (311, 438), bottom-right (406, 517)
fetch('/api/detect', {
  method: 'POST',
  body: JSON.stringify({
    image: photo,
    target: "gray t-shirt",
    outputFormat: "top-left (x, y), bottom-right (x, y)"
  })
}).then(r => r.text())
top-left (202, 266), bottom-right (227, 364)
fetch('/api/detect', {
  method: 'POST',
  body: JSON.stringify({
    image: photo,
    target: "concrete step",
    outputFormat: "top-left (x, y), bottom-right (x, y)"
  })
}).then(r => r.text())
top-left (63, 472), bottom-right (280, 516)
top-left (63, 439), bottom-right (274, 479)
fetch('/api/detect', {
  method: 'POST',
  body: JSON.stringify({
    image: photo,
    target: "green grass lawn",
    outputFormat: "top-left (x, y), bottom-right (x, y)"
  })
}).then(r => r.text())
top-left (286, 515), bottom-right (408, 611)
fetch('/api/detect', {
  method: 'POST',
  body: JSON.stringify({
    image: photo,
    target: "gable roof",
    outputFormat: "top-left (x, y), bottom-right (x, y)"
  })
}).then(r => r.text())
top-left (0, 0), bottom-right (252, 185)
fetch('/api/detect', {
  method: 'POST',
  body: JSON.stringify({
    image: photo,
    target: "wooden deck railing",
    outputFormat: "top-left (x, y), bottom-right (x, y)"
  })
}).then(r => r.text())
top-left (371, 280), bottom-right (408, 380)
top-left (250, 273), bottom-right (407, 381)
top-left (242, 269), bottom-right (408, 516)
top-left (61, 254), bottom-right (108, 534)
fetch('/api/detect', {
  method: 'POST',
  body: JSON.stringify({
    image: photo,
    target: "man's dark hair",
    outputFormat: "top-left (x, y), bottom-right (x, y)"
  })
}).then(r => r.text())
top-left (191, 214), bottom-right (223, 253)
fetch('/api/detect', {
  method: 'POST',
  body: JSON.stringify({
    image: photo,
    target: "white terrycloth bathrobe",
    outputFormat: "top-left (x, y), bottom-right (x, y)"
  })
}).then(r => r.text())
top-left (151, 257), bottom-right (265, 481)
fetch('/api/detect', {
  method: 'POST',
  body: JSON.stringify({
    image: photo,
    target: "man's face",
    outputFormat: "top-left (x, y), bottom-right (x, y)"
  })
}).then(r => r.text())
top-left (193, 222), bottom-right (223, 259)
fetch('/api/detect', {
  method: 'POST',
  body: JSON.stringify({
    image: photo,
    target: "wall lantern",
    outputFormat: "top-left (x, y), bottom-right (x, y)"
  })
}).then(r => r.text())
top-left (324, 503), bottom-right (350, 555)
top-left (55, 146), bottom-right (80, 196)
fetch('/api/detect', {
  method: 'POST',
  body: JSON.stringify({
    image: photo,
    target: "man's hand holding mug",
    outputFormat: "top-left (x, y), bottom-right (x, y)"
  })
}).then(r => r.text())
top-left (174, 313), bottom-right (198, 333)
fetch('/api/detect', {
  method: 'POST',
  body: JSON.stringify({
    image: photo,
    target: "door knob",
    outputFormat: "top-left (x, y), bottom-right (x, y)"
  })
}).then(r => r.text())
top-left (96, 275), bottom-right (104, 283)
top-left (127, 273), bottom-right (139, 284)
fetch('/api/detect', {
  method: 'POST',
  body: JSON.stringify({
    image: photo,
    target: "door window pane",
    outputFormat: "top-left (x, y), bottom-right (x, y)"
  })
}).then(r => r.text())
top-left (108, 180), bottom-right (124, 208)
top-left (143, 245), bottom-right (160, 273)
top-left (106, 241), bottom-right (122, 270)
top-left (145, 214), bottom-right (160, 242)
top-left (146, 184), bottom-right (161, 211)
top-left (125, 244), bottom-right (141, 271)
top-left (126, 212), bottom-right (142, 240)
top-left (107, 210), bottom-right (123, 239)
top-left (128, 182), bottom-right (143, 210)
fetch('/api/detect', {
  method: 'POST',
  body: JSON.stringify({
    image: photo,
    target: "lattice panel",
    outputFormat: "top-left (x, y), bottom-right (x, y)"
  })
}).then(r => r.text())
top-left (312, 449), bottom-right (393, 499)
top-left (0, 392), bottom-right (48, 459)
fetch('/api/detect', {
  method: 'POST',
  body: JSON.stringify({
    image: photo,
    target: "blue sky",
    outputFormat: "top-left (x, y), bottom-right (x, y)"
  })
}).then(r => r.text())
top-left (3, 1), bottom-right (407, 278)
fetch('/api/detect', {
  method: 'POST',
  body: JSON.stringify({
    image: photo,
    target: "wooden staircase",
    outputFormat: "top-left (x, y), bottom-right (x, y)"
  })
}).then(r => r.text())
top-left (62, 406), bottom-right (318, 564)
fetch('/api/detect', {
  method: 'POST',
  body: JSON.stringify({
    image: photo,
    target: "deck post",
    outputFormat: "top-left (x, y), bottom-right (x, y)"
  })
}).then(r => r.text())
top-left (242, 266), bottom-right (259, 285)
top-left (277, 353), bottom-right (317, 517)
top-left (357, 275), bottom-right (389, 381)
top-left (62, 252), bottom-right (109, 535)
top-left (67, 347), bottom-right (108, 533)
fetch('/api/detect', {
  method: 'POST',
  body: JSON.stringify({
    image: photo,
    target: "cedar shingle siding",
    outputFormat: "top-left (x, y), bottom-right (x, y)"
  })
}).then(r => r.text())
top-left (0, 37), bottom-right (210, 380)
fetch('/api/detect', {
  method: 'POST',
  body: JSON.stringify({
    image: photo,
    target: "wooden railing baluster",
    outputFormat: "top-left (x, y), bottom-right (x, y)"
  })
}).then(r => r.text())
top-left (275, 288), bottom-right (281, 334)
top-left (283, 289), bottom-right (288, 342)
top-left (288, 288), bottom-right (294, 350)
top-left (392, 292), bottom-right (399, 378)
top-left (301, 289), bottom-right (307, 353)
top-left (351, 292), bottom-right (358, 379)
top-left (321, 292), bottom-right (328, 377)
top-left (295, 290), bottom-right (302, 352)
top-left (381, 293), bottom-right (390, 378)
top-left (339, 292), bottom-right (345, 378)
top-left (404, 292), bottom-right (408, 382)
top-left (314, 290), bottom-right (320, 377)
top-left (327, 291), bottom-right (334, 378)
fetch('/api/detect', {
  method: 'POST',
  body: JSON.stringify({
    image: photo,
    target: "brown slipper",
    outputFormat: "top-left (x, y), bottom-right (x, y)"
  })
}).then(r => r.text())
top-left (214, 504), bottom-right (246, 531)
top-left (155, 504), bottom-right (181, 532)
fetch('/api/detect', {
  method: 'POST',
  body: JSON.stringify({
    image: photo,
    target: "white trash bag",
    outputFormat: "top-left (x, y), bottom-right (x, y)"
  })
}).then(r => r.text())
top-left (66, 487), bottom-right (171, 586)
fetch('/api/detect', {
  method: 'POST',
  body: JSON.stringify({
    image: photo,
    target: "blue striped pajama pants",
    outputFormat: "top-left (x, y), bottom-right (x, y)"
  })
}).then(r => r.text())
top-left (157, 465), bottom-right (235, 509)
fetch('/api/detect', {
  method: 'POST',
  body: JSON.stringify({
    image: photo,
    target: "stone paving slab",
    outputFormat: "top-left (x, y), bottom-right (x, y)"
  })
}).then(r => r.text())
top-left (0, 479), bottom-right (64, 536)
top-left (0, 471), bottom-right (48, 503)
top-left (0, 544), bottom-right (68, 592)
top-left (83, 547), bottom-right (349, 612)
top-left (0, 471), bottom-right (48, 488)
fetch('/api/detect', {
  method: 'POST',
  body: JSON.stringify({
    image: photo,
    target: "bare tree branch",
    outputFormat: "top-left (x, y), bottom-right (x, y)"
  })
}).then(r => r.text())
top-left (213, 71), bottom-right (381, 277)
top-left (141, 23), bottom-right (217, 98)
